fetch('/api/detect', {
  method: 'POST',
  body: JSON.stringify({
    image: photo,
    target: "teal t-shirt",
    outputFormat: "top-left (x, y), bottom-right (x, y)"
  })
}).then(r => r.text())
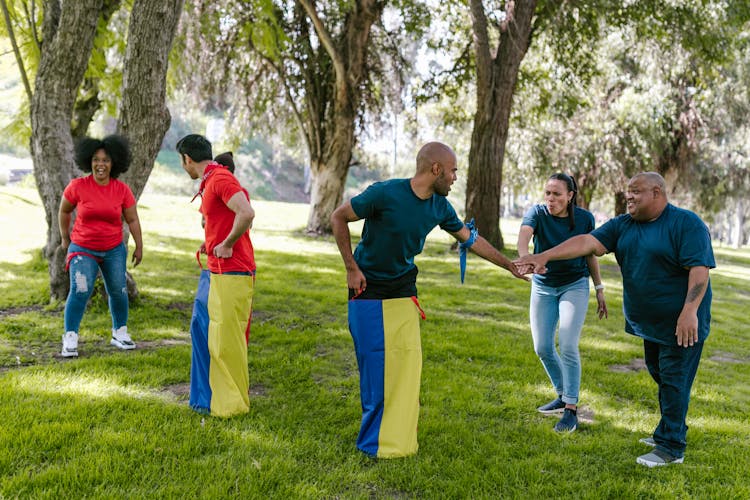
top-left (591, 204), bottom-right (715, 345)
top-left (522, 204), bottom-right (595, 287)
top-left (350, 178), bottom-right (464, 280)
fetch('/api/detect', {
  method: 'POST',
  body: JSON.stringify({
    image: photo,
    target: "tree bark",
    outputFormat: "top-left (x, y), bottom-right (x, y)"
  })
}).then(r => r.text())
top-left (31, 0), bottom-right (104, 301)
top-left (614, 191), bottom-right (626, 216)
top-left (117, 0), bottom-right (183, 201)
top-left (466, 0), bottom-right (536, 249)
top-left (299, 0), bottom-right (384, 234)
top-left (115, 0), bottom-right (183, 299)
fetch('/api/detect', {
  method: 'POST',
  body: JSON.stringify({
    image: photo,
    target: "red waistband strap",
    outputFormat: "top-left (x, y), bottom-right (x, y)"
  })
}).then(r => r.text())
top-left (411, 296), bottom-right (426, 320)
top-left (65, 251), bottom-right (103, 271)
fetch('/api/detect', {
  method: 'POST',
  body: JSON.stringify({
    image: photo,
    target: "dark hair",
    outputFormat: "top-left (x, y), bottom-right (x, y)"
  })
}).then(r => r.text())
top-left (176, 134), bottom-right (213, 163)
top-left (214, 151), bottom-right (235, 173)
top-left (548, 172), bottom-right (578, 230)
top-left (74, 134), bottom-right (131, 178)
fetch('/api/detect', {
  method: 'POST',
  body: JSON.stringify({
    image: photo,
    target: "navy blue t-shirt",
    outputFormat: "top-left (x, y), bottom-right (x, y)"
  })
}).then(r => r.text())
top-left (522, 204), bottom-right (595, 287)
top-left (350, 178), bottom-right (464, 281)
top-left (591, 204), bottom-right (715, 345)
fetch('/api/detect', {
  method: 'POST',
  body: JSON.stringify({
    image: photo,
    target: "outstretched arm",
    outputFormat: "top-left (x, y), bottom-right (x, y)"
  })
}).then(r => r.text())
top-left (331, 201), bottom-right (367, 294)
top-left (514, 234), bottom-right (606, 274)
top-left (449, 225), bottom-right (529, 281)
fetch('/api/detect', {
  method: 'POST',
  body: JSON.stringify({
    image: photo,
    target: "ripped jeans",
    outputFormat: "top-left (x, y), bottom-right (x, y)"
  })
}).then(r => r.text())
top-left (64, 242), bottom-right (128, 333)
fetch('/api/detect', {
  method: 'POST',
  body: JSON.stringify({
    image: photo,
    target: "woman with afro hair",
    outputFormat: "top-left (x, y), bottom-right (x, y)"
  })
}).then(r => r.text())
top-left (58, 134), bottom-right (143, 357)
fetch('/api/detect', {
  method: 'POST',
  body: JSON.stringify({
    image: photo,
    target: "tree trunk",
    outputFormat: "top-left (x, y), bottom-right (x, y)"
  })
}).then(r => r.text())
top-left (466, 0), bottom-right (536, 249)
top-left (731, 198), bottom-right (744, 249)
top-left (117, 0), bottom-right (183, 200)
top-left (614, 191), bottom-right (626, 216)
top-left (466, 120), bottom-right (505, 246)
top-left (299, 0), bottom-right (383, 235)
top-left (116, 0), bottom-right (183, 298)
top-left (31, 0), bottom-right (104, 301)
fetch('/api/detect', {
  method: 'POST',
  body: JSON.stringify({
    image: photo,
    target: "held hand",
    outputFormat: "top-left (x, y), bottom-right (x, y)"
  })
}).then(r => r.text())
top-left (507, 263), bottom-right (531, 282)
top-left (513, 254), bottom-right (548, 275)
top-left (213, 242), bottom-right (234, 259)
top-left (596, 289), bottom-right (608, 319)
top-left (131, 247), bottom-right (143, 267)
top-left (346, 267), bottom-right (367, 296)
top-left (513, 262), bottom-right (538, 276)
top-left (675, 309), bottom-right (699, 347)
top-left (199, 242), bottom-right (207, 254)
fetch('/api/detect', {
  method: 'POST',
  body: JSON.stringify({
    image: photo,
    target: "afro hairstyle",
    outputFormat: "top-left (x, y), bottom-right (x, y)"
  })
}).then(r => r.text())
top-left (74, 134), bottom-right (132, 178)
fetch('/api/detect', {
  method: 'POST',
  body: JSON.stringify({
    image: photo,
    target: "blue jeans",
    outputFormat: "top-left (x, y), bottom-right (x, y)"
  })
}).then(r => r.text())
top-left (644, 339), bottom-right (704, 458)
top-left (64, 242), bottom-right (128, 333)
top-left (530, 276), bottom-right (590, 405)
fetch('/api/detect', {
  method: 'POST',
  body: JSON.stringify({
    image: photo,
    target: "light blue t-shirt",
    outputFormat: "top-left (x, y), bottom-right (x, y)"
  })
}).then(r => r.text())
top-left (350, 178), bottom-right (464, 280)
top-left (522, 204), bottom-right (595, 287)
top-left (591, 204), bottom-right (715, 345)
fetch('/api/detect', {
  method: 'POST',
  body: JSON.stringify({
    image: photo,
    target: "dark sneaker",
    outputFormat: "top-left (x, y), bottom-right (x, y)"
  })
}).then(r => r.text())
top-left (537, 396), bottom-right (565, 414)
top-left (637, 449), bottom-right (684, 467)
top-left (553, 408), bottom-right (577, 432)
top-left (639, 437), bottom-right (656, 447)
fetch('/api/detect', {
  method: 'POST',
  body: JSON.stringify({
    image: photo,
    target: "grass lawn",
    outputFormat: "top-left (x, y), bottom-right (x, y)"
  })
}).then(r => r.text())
top-left (1, 184), bottom-right (749, 498)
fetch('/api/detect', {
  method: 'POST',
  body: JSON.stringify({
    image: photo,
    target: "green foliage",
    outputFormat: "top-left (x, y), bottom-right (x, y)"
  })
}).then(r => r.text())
top-left (505, 1), bottom-right (750, 216)
top-left (1, 186), bottom-right (749, 497)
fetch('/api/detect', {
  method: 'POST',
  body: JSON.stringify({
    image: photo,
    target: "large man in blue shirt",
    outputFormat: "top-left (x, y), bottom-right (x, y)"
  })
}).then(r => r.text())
top-left (331, 141), bottom-right (527, 458)
top-left (515, 172), bottom-right (714, 467)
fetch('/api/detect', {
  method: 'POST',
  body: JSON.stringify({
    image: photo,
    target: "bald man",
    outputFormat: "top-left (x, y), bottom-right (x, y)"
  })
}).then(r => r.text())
top-left (331, 142), bottom-right (527, 458)
top-left (515, 172), bottom-right (715, 468)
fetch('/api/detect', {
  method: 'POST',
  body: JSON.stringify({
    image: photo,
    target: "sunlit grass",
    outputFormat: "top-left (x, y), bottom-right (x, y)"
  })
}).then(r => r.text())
top-left (0, 184), bottom-right (749, 498)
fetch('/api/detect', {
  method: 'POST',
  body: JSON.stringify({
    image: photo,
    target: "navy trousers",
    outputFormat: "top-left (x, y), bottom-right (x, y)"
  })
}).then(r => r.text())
top-left (643, 339), bottom-right (704, 458)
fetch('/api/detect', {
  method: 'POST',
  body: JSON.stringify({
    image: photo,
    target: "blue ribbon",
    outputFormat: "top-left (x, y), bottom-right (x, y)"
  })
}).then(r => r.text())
top-left (459, 218), bottom-right (478, 284)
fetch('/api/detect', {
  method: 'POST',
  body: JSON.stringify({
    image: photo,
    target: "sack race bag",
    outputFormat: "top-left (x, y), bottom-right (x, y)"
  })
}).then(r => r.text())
top-left (348, 297), bottom-right (424, 458)
top-left (189, 253), bottom-right (254, 417)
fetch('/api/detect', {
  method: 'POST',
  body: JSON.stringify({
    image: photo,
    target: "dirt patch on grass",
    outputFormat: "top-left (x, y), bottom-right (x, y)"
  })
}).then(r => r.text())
top-left (609, 358), bottom-right (646, 372)
top-left (165, 302), bottom-right (193, 311)
top-left (0, 305), bottom-right (50, 318)
top-left (708, 351), bottom-right (747, 364)
top-left (1, 337), bottom-right (191, 370)
top-left (162, 383), bottom-right (191, 398)
top-left (135, 339), bottom-right (190, 349)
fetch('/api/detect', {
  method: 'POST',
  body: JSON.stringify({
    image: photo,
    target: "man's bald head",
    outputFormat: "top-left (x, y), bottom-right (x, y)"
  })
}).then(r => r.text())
top-left (630, 172), bottom-right (667, 197)
top-left (416, 142), bottom-right (456, 174)
top-left (626, 171), bottom-right (668, 221)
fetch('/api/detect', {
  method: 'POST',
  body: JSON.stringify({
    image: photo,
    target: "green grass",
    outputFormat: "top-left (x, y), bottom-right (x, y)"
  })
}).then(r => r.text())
top-left (1, 184), bottom-right (749, 498)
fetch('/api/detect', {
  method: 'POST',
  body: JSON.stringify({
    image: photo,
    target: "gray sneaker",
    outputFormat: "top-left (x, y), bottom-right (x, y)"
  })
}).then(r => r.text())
top-left (637, 449), bottom-right (684, 467)
top-left (537, 396), bottom-right (565, 414)
top-left (639, 437), bottom-right (656, 447)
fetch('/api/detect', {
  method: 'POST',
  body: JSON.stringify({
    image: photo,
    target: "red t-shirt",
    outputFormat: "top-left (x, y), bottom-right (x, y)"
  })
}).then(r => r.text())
top-left (200, 168), bottom-right (256, 273)
top-left (63, 175), bottom-right (136, 251)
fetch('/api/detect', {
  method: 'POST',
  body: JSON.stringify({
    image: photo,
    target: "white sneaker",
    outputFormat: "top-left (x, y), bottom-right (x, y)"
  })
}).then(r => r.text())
top-left (110, 326), bottom-right (136, 350)
top-left (61, 331), bottom-right (79, 357)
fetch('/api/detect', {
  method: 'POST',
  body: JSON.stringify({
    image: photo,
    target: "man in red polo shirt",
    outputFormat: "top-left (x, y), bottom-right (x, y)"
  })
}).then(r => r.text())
top-left (177, 134), bottom-right (256, 417)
